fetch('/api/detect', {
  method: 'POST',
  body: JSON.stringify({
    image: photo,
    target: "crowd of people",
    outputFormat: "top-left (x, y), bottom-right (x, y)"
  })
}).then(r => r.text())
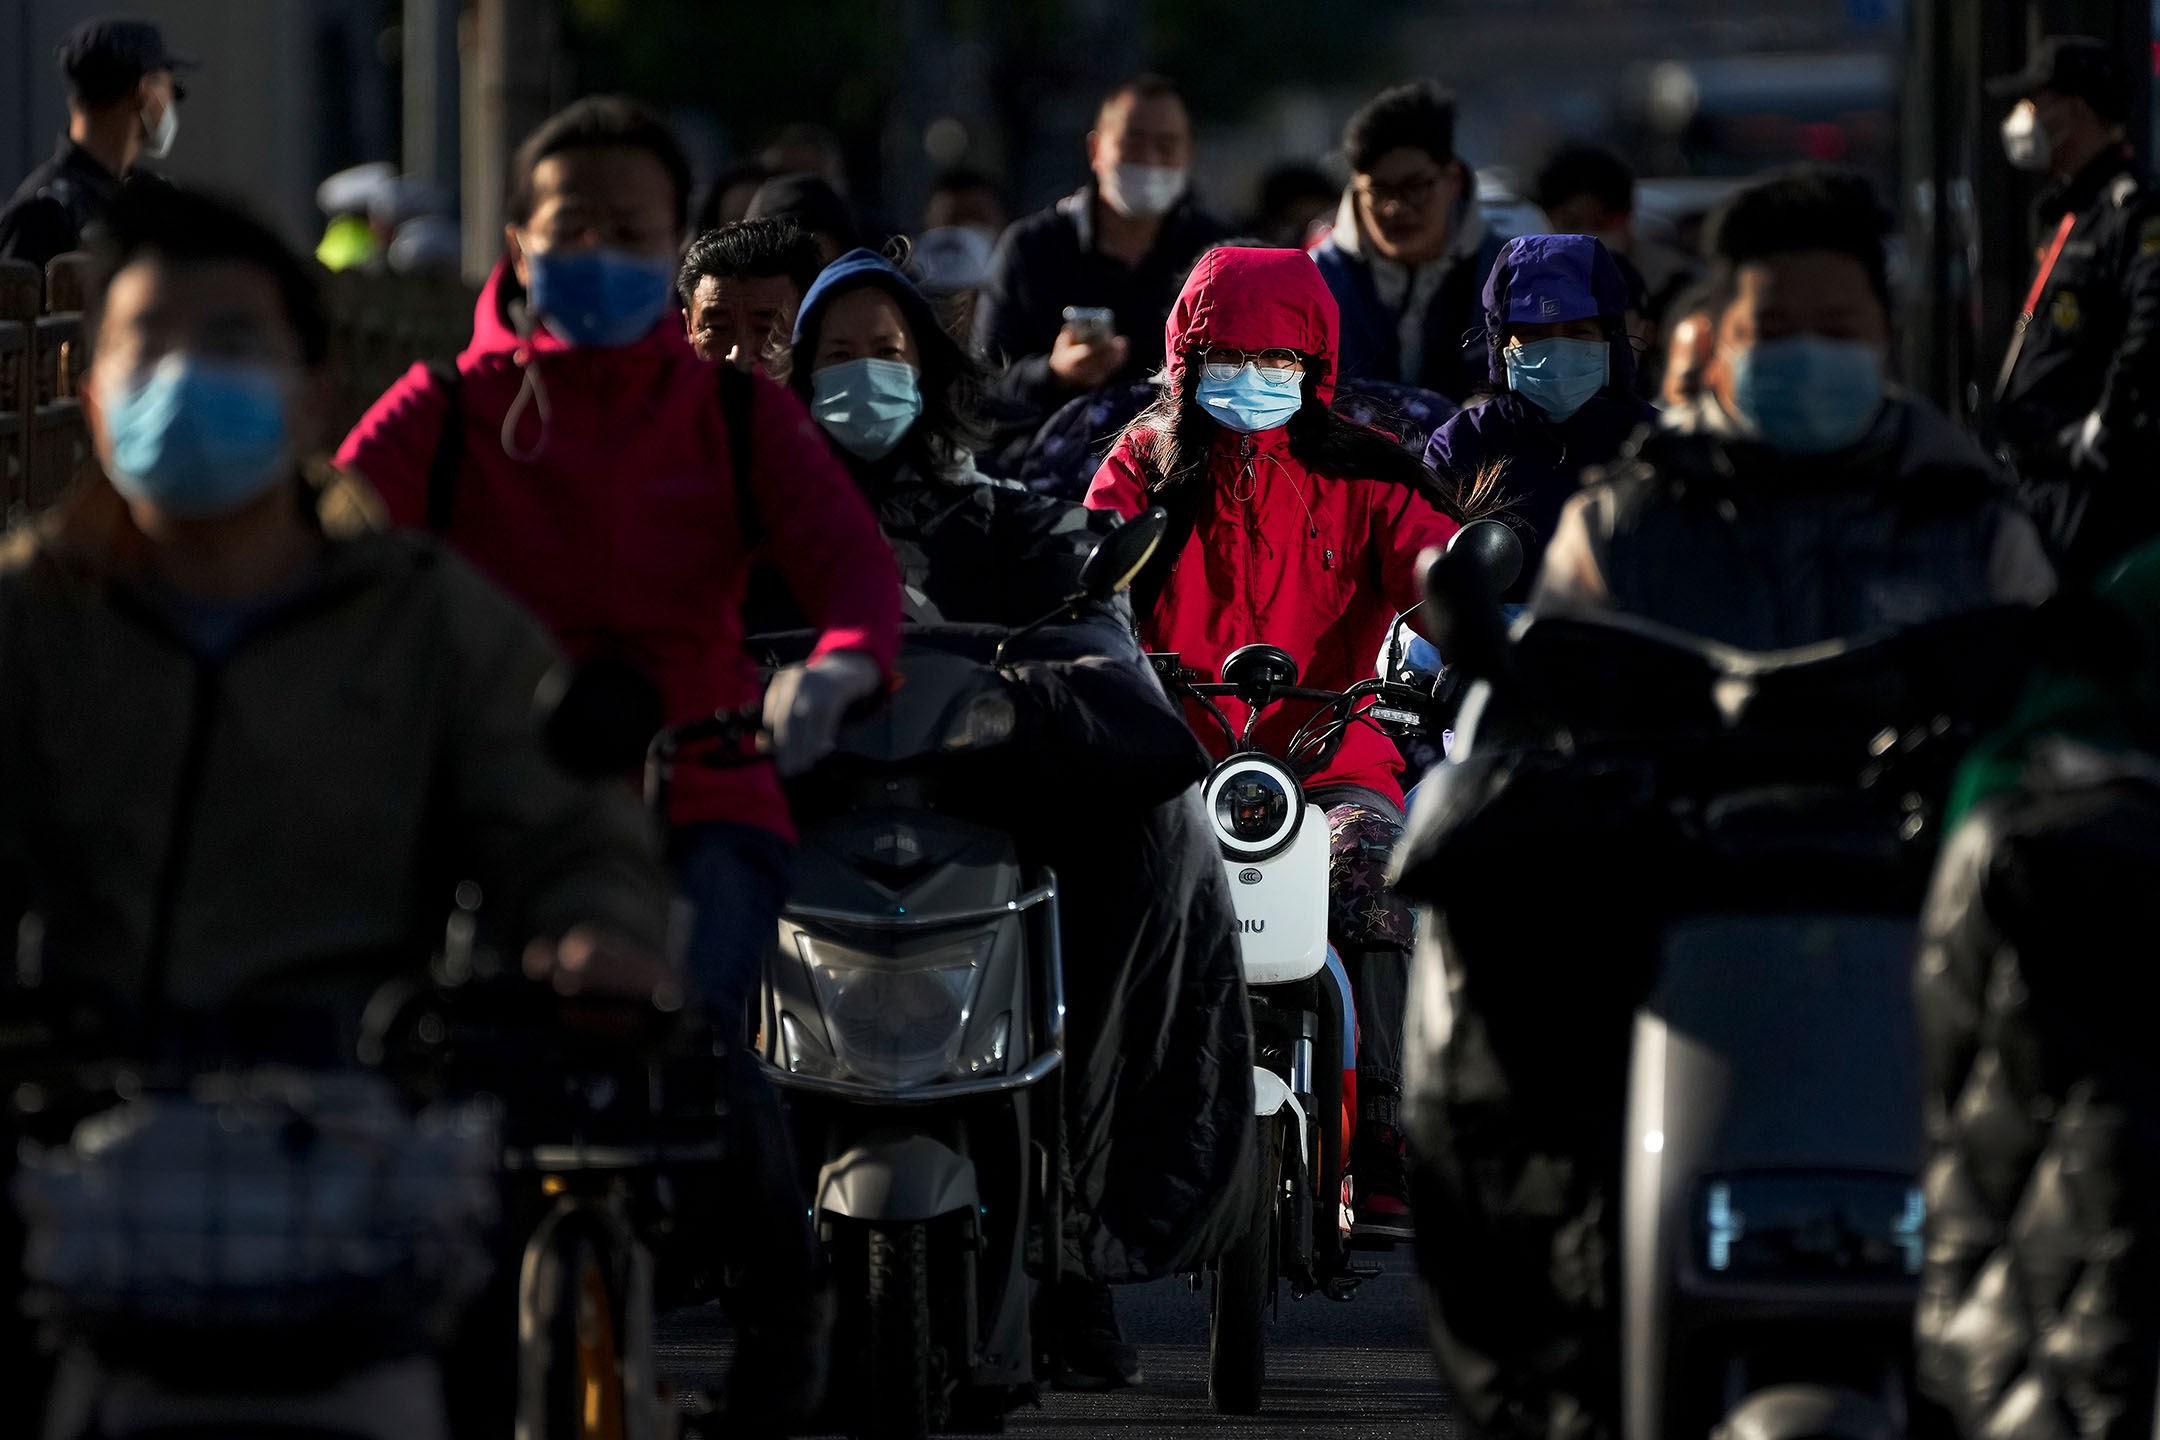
top-left (4, 11), bottom-right (2160, 1440)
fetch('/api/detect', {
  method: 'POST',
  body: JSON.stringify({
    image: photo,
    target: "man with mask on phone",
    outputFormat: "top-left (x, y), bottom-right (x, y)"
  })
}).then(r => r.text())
top-left (0, 16), bottom-right (194, 268)
top-left (972, 73), bottom-right (1232, 421)
top-left (1987, 36), bottom-right (2160, 585)
top-left (1536, 167), bottom-right (2056, 645)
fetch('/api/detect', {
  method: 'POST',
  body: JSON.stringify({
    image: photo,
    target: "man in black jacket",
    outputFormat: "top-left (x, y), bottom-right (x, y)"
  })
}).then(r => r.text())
top-left (1989, 36), bottom-right (2160, 583)
top-left (971, 74), bottom-right (1232, 425)
top-left (0, 17), bottom-right (195, 268)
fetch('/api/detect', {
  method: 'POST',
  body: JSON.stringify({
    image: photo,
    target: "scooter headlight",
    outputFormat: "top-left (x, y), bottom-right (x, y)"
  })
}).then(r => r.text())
top-left (1203, 756), bottom-right (1304, 859)
top-left (1696, 1172), bottom-right (1924, 1281)
top-left (797, 933), bottom-right (990, 1087)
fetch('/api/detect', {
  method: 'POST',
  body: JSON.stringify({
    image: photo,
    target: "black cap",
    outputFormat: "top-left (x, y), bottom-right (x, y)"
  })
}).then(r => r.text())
top-left (744, 173), bottom-right (860, 250)
top-left (1986, 36), bottom-right (2130, 122)
top-left (57, 17), bottom-right (200, 106)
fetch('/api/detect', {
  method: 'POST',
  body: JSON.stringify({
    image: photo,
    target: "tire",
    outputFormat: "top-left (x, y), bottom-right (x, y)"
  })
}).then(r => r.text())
top-left (519, 1223), bottom-right (628, 1440)
top-left (864, 1221), bottom-right (946, 1440)
top-left (1209, 1119), bottom-right (1281, 1415)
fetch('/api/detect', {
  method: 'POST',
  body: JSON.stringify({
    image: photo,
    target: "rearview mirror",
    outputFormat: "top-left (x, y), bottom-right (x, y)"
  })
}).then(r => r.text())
top-left (1446, 519), bottom-right (1524, 596)
top-left (1078, 506), bottom-right (1169, 600)
top-left (1416, 537), bottom-right (1514, 691)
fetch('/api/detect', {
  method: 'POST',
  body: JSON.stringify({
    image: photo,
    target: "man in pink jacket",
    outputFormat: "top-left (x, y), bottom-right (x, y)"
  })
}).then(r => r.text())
top-left (339, 95), bottom-right (900, 1432)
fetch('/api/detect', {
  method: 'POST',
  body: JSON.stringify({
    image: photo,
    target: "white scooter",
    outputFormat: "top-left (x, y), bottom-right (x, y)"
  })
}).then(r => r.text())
top-left (1154, 519), bottom-right (1522, 1415)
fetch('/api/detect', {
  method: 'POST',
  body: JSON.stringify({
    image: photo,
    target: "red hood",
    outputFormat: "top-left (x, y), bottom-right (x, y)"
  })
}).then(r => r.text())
top-left (1163, 246), bottom-right (1339, 403)
top-left (459, 258), bottom-right (694, 365)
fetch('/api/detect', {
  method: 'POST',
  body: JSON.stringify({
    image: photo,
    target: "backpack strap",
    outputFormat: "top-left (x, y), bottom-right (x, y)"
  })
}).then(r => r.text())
top-left (717, 364), bottom-right (764, 550)
top-left (424, 361), bottom-right (463, 533)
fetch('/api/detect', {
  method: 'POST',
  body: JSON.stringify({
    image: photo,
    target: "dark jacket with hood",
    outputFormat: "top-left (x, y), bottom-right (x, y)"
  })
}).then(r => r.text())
top-left (972, 182), bottom-right (1234, 418)
top-left (789, 250), bottom-right (1257, 1280)
top-left (1421, 235), bottom-right (1657, 601)
top-left (1535, 392), bottom-right (2057, 649)
top-left (1309, 184), bottom-right (1507, 400)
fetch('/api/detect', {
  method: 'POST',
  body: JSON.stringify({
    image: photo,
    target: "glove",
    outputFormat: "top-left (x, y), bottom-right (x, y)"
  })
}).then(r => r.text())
top-left (762, 649), bottom-right (882, 777)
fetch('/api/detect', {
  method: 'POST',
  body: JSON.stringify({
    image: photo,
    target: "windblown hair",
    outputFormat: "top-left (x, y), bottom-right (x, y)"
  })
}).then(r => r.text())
top-left (788, 275), bottom-right (989, 477)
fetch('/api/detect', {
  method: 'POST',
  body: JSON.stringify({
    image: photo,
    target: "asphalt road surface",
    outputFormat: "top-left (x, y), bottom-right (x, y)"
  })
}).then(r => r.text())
top-left (657, 1247), bottom-right (1462, 1438)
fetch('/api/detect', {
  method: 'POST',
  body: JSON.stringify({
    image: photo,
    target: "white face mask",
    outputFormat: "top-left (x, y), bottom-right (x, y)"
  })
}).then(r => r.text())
top-left (1101, 162), bottom-right (1187, 221)
top-left (2001, 103), bottom-right (2052, 173)
top-left (140, 94), bottom-right (178, 161)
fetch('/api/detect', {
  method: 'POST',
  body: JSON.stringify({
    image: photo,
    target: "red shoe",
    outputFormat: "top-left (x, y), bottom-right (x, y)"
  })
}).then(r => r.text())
top-left (1351, 1188), bottom-right (1414, 1242)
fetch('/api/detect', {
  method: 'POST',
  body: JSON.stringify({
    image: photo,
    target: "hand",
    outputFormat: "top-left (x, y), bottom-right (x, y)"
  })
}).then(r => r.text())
top-left (2061, 411), bottom-right (2110, 475)
top-left (762, 649), bottom-right (882, 776)
top-left (522, 926), bottom-right (685, 1011)
top-left (1048, 326), bottom-right (1130, 391)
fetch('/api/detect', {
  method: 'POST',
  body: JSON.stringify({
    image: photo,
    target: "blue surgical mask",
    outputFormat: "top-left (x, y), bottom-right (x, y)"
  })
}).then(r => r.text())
top-left (812, 357), bottom-right (923, 460)
top-left (1503, 337), bottom-right (1610, 421)
top-left (1726, 336), bottom-right (1886, 454)
top-left (104, 356), bottom-right (293, 518)
top-left (524, 246), bottom-right (676, 348)
top-left (1195, 364), bottom-right (1304, 434)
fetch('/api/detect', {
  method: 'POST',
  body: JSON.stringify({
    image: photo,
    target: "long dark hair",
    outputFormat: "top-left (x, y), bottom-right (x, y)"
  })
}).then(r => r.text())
top-left (1118, 355), bottom-right (1501, 518)
top-left (789, 272), bottom-right (989, 477)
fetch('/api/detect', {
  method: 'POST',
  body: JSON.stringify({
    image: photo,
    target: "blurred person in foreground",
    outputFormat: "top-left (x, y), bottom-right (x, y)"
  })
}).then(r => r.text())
top-left (776, 250), bottom-right (1257, 1389)
top-left (1310, 81), bottom-right (1503, 400)
top-left (678, 216), bottom-right (825, 378)
top-left (0, 182), bottom-right (673, 1435)
top-left (1988, 35), bottom-right (2160, 585)
top-left (973, 74), bottom-right (1234, 422)
top-left (1422, 234), bottom-right (1655, 602)
top-left (0, 16), bottom-right (196, 267)
top-left (336, 94), bottom-right (902, 1433)
top-left (1405, 169), bottom-right (2055, 1440)
top-left (1533, 167), bottom-right (2054, 644)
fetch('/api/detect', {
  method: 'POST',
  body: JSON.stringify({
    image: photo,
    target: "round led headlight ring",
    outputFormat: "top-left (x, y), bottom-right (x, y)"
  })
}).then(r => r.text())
top-left (1203, 755), bottom-right (1304, 860)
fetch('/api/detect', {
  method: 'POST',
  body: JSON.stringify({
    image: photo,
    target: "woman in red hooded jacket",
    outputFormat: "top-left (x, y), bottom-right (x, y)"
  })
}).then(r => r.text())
top-left (1086, 245), bottom-right (1471, 1238)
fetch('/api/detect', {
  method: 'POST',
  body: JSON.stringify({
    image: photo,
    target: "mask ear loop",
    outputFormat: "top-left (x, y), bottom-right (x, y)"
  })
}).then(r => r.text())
top-left (501, 356), bottom-right (553, 463)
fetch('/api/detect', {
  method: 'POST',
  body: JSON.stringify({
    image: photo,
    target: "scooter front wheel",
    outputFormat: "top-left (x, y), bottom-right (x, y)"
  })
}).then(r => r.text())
top-left (1209, 1117), bottom-right (1281, 1415)
top-left (863, 1221), bottom-right (948, 1440)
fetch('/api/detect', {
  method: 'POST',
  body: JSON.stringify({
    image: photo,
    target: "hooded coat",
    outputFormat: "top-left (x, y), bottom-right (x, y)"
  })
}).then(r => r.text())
top-left (1422, 235), bottom-right (1657, 601)
top-left (337, 262), bottom-right (901, 841)
top-left (1085, 247), bottom-right (1460, 804)
top-left (1309, 185), bottom-right (1506, 398)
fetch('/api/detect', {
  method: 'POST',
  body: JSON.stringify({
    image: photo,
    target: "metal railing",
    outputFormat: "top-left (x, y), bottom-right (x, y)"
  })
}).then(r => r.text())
top-left (0, 253), bottom-right (91, 527)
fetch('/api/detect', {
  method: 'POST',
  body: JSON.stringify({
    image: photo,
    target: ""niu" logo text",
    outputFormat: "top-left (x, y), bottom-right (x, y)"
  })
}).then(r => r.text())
top-left (1238, 919), bottom-right (1267, 934)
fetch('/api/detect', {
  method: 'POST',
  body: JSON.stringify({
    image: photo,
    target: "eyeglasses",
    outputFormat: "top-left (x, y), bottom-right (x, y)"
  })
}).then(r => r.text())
top-left (1195, 347), bottom-right (1306, 385)
top-left (1355, 171), bottom-right (1445, 211)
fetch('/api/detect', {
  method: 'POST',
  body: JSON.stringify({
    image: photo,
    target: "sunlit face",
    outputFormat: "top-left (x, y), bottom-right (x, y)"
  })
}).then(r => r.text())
top-left (812, 286), bottom-right (920, 374)
top-left (1354, 145), bottom-right (1463, 267)
top-left (1662, 310), bottom-right (1715, 407)
top-left (1708, 250), bottom-right (1890, 412)
top-left (687, 272), bottom-right (801, 376)
top-left (1088, 92), bottom-right (1192, 177)
top-left (506, 145), bottom-right (680, 287)
top-left (1505, 317), bottom-right (1605, 347)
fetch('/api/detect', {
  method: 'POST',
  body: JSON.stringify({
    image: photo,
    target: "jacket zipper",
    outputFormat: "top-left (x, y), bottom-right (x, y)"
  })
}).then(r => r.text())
top-left (140, 656), bottom-right (223, 1055)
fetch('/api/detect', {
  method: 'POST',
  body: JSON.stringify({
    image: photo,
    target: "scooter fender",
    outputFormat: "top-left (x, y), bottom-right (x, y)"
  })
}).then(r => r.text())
top-left (1253, 1066), bottom-right (1310, 1182)
top-left (816, 1133), bottom-right (981, 1223)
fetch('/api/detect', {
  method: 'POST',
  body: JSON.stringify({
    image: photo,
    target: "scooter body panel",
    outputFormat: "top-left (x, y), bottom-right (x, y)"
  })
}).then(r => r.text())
top-left (1623, 912), bottom-right (1923, 1440)
top-left (1222, 804), bottom-right (1330, 986)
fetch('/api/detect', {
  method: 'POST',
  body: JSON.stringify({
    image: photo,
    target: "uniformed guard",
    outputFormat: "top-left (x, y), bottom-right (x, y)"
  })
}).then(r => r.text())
top-left (1988, 36), bottom-right (2160, 584)
top-left (0, 17), bottom-right (196, 269)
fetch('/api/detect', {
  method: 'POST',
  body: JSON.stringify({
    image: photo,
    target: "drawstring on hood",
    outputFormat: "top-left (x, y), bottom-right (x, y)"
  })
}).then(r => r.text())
top-left (501, 357), bottom-right (554, 462)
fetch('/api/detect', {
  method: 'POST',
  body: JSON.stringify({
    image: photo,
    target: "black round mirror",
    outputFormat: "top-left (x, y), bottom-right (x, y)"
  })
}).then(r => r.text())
top-left (1220, 643), bottom-right (1300, 702)
top-left (1446, 519), bottom-right (1524, 596)
top-left (1079, 507), bottom-right (1169, 600)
